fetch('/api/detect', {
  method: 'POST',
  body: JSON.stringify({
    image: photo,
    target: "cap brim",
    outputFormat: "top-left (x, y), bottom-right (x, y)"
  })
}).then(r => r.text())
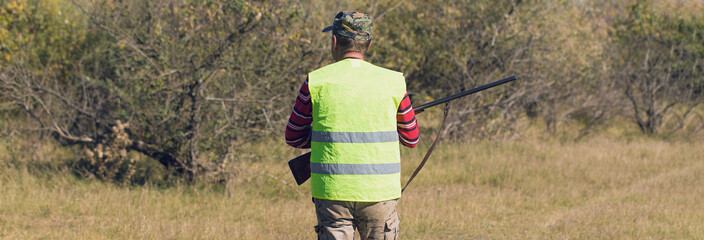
top-left (321, 25), bottom-right (334, 33)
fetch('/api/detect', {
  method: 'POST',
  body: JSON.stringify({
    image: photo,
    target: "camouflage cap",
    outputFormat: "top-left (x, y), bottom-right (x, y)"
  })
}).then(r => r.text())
top-left (322, 11), bottom-right (372, 41)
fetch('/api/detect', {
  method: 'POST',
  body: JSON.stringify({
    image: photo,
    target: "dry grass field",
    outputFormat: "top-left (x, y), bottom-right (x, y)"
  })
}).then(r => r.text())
top-left (1, 124), bottom-right (703, 239)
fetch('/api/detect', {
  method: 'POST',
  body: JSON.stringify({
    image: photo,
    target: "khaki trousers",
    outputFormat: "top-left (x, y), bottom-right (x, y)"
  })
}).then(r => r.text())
top-left (313, 198), bottom-right (399, 240)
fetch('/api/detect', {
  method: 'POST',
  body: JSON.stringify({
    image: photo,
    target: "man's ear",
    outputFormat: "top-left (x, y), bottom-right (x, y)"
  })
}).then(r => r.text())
top-left (332, 34), bottom-right (338, 50)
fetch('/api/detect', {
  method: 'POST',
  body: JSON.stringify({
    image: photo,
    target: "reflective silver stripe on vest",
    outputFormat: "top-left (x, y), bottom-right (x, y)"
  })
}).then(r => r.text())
top-left (312, 131), bottom-right (398, 143)
top-left (310, 162), bottom-right (401, 175)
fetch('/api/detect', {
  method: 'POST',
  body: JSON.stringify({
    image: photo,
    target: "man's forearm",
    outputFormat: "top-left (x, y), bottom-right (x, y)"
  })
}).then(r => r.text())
top-left (285, 78), bottom-right (313, 148)
top-left (397, 93), bottom-right (419, 148)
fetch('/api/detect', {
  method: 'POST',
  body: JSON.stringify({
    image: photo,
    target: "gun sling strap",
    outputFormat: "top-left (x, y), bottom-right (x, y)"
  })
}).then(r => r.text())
top-left (402, 102), bottom-right (451, 192)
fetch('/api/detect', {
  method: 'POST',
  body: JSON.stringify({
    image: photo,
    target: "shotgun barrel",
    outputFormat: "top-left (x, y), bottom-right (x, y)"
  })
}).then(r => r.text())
top-left (414, 75), bottom-right (517, 113)
top-left (288, 75), bottom-right (518, 185)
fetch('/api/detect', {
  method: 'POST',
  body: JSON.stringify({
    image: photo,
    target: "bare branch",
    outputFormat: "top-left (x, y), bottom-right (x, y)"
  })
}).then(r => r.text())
top-left (31, 85), bottom-right (97, 119)
top-left (204, 97), bottom-right (271, 103)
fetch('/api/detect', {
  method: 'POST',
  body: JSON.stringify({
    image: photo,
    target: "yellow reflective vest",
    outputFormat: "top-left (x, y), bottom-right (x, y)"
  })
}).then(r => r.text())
top-left (308, 58), bottom-right (406, 202)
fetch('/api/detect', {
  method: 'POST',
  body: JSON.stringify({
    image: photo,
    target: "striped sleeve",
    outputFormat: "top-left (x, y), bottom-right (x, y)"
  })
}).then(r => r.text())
top-left (397, 93), bottom-right (419, 148)
top-left (285, 77), bottom-right (312, 148)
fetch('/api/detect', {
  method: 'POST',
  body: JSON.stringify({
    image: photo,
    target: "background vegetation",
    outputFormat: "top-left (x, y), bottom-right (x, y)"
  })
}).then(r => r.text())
top-left (1, 0), bottom-right (703, 238)
top-left (1, 0), bottom-right (702, 180)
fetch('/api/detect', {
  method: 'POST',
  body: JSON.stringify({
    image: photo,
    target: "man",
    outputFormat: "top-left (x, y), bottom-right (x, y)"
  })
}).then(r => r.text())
top-left (285, 11), bottom-right (419, 240)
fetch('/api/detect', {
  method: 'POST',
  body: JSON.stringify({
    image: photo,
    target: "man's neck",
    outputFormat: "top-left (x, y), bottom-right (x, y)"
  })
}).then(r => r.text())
top-left (339, 52), bottom-right (364, 61)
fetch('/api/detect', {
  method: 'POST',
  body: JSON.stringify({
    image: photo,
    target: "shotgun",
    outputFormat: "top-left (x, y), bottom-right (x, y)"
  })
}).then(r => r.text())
top-left (288, 75), bottom-right (518, 185)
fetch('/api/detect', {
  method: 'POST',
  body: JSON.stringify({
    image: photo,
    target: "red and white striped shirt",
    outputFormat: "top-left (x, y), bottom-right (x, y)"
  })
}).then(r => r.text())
top-left (285, 77), bottom-right (419, 148)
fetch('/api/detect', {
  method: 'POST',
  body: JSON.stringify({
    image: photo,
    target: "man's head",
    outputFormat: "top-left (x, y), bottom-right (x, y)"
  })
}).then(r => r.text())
top-left (322, 11), bottom-right (372, 60)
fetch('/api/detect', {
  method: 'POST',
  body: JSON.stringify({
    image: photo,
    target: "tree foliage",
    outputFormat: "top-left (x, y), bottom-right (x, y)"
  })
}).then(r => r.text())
top-left (609, 0), bottom-right (704, 134)
top-left (1, 0), bottom-right (702, 182)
